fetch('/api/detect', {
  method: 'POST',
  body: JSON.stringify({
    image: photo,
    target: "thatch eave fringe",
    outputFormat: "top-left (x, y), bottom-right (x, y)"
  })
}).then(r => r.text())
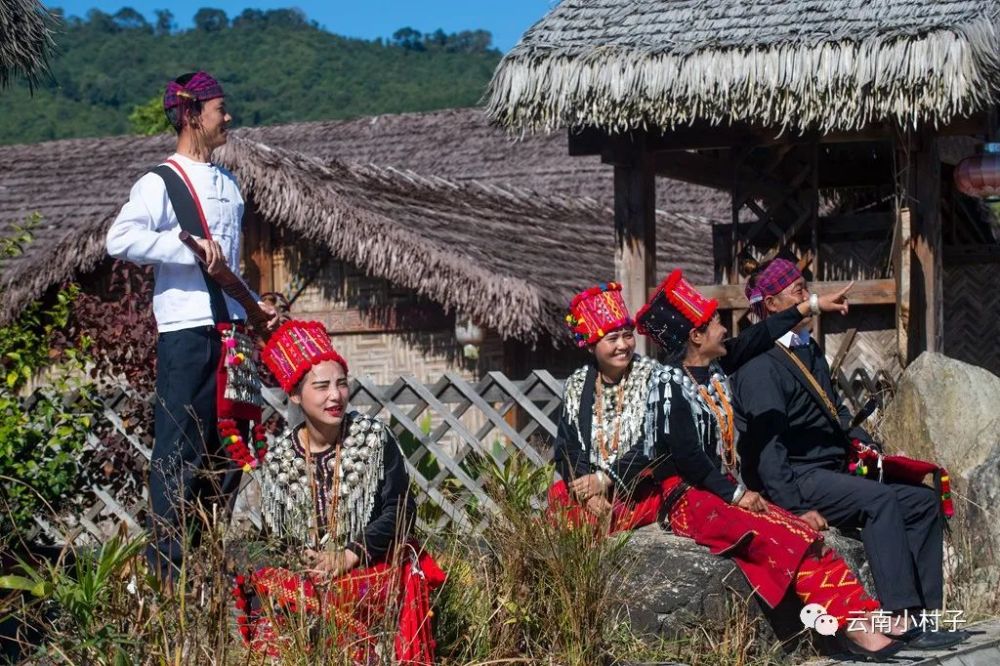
top-left (0, 216), bottom-right (113, 324)
top-left (487, 16), bottom-right (1000, 134)
top-left (0, 0), bottom-right (54, 89)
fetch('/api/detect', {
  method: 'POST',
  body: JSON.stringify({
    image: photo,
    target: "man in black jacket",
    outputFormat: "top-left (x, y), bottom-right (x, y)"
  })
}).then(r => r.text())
top-left (732, 258), bottom-right (963, 650)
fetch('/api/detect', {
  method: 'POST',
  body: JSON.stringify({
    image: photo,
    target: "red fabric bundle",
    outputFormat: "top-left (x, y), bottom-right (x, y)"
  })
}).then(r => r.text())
top-left (850, 440), bottom-right (954, 519)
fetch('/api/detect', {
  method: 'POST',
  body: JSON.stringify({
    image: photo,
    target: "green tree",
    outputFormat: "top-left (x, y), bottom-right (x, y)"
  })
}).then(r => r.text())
top-left (0, 11), bottom-right (502, 145)
top-left (0, 215), bottom-right (93, 536)
top-left (127, 92), bottom-right (171, 135)
top-left (153, 9), bottom-right (174, 36)
top-left (193, 7), bottom-right (228, 32)
top-left (112, 7), bottom-right (151, 32)
top-left (392, 26), bottom-right (425, 51)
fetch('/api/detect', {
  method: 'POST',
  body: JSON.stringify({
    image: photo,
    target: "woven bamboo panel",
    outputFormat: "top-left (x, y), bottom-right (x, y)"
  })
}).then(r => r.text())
top-left (945, 263), bottom-right (1000, 376)
top-left (818, 239), bottom-right (893, 281)
top-left (822, 307), bottom-right (900, 379)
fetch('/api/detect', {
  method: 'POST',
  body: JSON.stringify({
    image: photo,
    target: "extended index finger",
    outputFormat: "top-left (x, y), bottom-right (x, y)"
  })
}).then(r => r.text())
top-left (836, 281), bottom-right (855, 297)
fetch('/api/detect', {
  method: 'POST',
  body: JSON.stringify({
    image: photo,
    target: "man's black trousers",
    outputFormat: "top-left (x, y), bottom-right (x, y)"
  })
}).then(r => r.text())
top-left (147, 326), bottom-right (242, 577)
top-left (796, 467), bottom-right (944, 611)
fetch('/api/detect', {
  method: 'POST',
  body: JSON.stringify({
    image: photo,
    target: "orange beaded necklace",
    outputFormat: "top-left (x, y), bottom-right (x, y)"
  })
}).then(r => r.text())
top-left (683, 366), bottom-right (738, 472)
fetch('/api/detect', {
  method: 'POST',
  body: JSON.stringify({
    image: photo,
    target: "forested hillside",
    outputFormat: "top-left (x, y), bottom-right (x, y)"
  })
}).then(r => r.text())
top-left (0, 7), bottom-right (502, 144)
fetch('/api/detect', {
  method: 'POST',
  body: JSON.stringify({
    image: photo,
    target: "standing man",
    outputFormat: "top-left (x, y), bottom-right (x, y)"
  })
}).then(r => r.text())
top-left (106, 72), bottom-right (276, 581)
top-left (732, 258), bottom-right (964, 650)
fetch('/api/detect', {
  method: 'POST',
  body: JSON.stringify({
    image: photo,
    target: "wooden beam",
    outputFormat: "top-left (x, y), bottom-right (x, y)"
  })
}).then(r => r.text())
top-left (613, 140), bottom-right (656, 356)
top-left (652, 149), bottom-right (734, 191)
top-left (567, 126), bottom-right (607, 156)
top-left (676, 279), bottom-right (896, 310)
top-left (653, 148), bottom-right (796, 201)
top-left (819, 213), bottom-right (894, 238)
top-left (568, 114), bottom-right (989, 157)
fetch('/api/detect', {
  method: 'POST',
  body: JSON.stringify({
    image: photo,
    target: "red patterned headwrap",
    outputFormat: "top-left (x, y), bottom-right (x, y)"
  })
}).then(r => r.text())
top-left (261, 320), bottom-right (348, 393)
top-left (163, 71), bottom-right (224, 111)
top-left (745, 258), bottom-right (802, 320)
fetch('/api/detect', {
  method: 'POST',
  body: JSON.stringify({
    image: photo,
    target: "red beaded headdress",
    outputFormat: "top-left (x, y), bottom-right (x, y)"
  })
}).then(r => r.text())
top-left (261, 320), bottom-right (348, 393)
top-left (565, 282), bottom-right (633, 348)
top-left (636, 270), bottom-right (718, 354)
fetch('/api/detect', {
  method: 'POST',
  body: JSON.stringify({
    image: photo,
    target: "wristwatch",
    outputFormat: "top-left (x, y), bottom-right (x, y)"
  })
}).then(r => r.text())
top-left (808, 293), bottom-right (821, 316)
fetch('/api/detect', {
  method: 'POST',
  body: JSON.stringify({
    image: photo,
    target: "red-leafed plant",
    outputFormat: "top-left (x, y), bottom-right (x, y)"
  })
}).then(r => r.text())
top-left (67, 260), bottom-right (157, 496)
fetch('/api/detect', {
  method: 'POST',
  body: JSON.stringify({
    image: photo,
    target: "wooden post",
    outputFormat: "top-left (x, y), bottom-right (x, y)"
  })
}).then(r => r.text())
top-left (612, 138), bottom-right (656, 356)
top-left (241, 199), bottom-right (274, 296)
top-left (807, 143), bottom-right (822, 345)
top-left (894, 207), bottom-right (912, 363)
top-left (912, 134), bottom-right (943, 358)
top-left (730, 148), bottom-right (745, 334)
top-left (895, 131), bottom-right (943, 363)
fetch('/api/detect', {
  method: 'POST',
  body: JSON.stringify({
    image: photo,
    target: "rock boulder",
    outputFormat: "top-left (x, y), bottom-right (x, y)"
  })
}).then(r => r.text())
top-left (879, 352), bottom-right (1000, 480)
top-left (621, 523), bottom-right (873, 645)
top-left (878, 352), bottom-right (1000, 549)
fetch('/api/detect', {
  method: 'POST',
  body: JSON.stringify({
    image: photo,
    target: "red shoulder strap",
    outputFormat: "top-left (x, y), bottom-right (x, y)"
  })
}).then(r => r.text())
top-left (165, 158), bottom-right (212, 240)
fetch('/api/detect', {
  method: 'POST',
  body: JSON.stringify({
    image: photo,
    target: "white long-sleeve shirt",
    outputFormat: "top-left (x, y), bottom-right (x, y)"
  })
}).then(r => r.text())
top-left (106, 153), bottom-right (250, 332)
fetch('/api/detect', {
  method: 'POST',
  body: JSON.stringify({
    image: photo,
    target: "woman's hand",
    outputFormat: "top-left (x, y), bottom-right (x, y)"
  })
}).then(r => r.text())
top-left (736, 489), bottom-right (769, 513)
top-left (569, 473), bottom-right (611, 501)
top-left (257, 300), bottom-right (283, 331)
top-left (797, 510), bottom-right (829, 531)
top-left (303, 548), bottom-right (360, 578)
top-left (584, 495), bottom-right (613, 517)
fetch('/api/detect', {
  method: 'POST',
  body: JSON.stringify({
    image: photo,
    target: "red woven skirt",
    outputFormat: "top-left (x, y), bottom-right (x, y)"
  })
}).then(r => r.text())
top-left (233, 548), bottom-right (446, 664)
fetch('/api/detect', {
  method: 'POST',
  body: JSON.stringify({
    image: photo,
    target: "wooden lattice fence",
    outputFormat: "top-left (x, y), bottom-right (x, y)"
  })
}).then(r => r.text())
top-left (34, 371), bottom-right (565, 545)
top-left (31, 362), bottom-right (893, 546)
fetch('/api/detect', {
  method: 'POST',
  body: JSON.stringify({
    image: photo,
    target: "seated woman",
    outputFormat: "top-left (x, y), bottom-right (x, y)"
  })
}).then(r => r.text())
top-left (634, 270), bottom-right (900, 660)
top-left (551, 279), bottom-right (837, 529)
top-left (232, 320), bottom-right (445, 663)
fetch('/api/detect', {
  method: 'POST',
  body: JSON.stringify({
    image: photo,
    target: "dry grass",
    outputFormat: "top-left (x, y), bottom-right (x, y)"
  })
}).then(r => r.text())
top-left (5, 451), bottom-right (993, 664)
top-left (0, 454), bottom-right (799, 665)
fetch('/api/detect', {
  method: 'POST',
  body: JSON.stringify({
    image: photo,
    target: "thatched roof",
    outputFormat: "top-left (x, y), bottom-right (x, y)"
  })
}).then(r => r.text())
top-left (0, 108), bottom-right (726, 340)
top-left (487, 0), bottom-right (1000, 134)
top-left (0, 0), bottom-right (52, 89)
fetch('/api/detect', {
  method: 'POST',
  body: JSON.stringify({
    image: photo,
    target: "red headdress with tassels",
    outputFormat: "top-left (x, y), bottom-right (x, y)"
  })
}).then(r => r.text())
top-left (261, 320), bottom-right (348, 393)
top-left (565, 282), bottom-right (633, 348)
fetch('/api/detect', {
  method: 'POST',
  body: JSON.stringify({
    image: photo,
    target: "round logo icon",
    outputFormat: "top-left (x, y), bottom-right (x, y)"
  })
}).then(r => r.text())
top-left (814, 614), bottom-right (840, 636)
top-left (800, 603), bottom-right (827, 629)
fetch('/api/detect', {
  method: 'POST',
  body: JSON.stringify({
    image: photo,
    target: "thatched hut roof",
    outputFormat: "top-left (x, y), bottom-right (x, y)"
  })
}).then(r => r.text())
top-left (0, 0), bottom-right (52, 89)
top-left (487, 0), bottom-right (1000, 134)
top-left (0, 108), bottom-right (725, 341)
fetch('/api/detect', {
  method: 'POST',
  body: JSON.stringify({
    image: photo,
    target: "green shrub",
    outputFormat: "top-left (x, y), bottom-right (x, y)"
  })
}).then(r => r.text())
top-left (0, 235), bottom-right (94, 536)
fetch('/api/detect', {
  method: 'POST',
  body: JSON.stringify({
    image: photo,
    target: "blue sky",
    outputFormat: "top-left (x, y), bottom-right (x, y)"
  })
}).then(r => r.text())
top-left (49, 1), bottom-right (556, 51)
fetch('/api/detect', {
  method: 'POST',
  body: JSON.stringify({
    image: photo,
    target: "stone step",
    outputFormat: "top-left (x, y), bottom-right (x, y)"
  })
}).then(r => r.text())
top-left (802, 619), bottom-right (1000, 666)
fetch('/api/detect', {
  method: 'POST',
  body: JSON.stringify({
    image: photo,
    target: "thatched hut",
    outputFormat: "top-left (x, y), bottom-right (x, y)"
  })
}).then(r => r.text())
top-left (0, 107), bottom-right (726, 382)
top-left (487, 0), bottom-right (1000, 379)
top-left (0, 0), bottom-right (52, 89)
